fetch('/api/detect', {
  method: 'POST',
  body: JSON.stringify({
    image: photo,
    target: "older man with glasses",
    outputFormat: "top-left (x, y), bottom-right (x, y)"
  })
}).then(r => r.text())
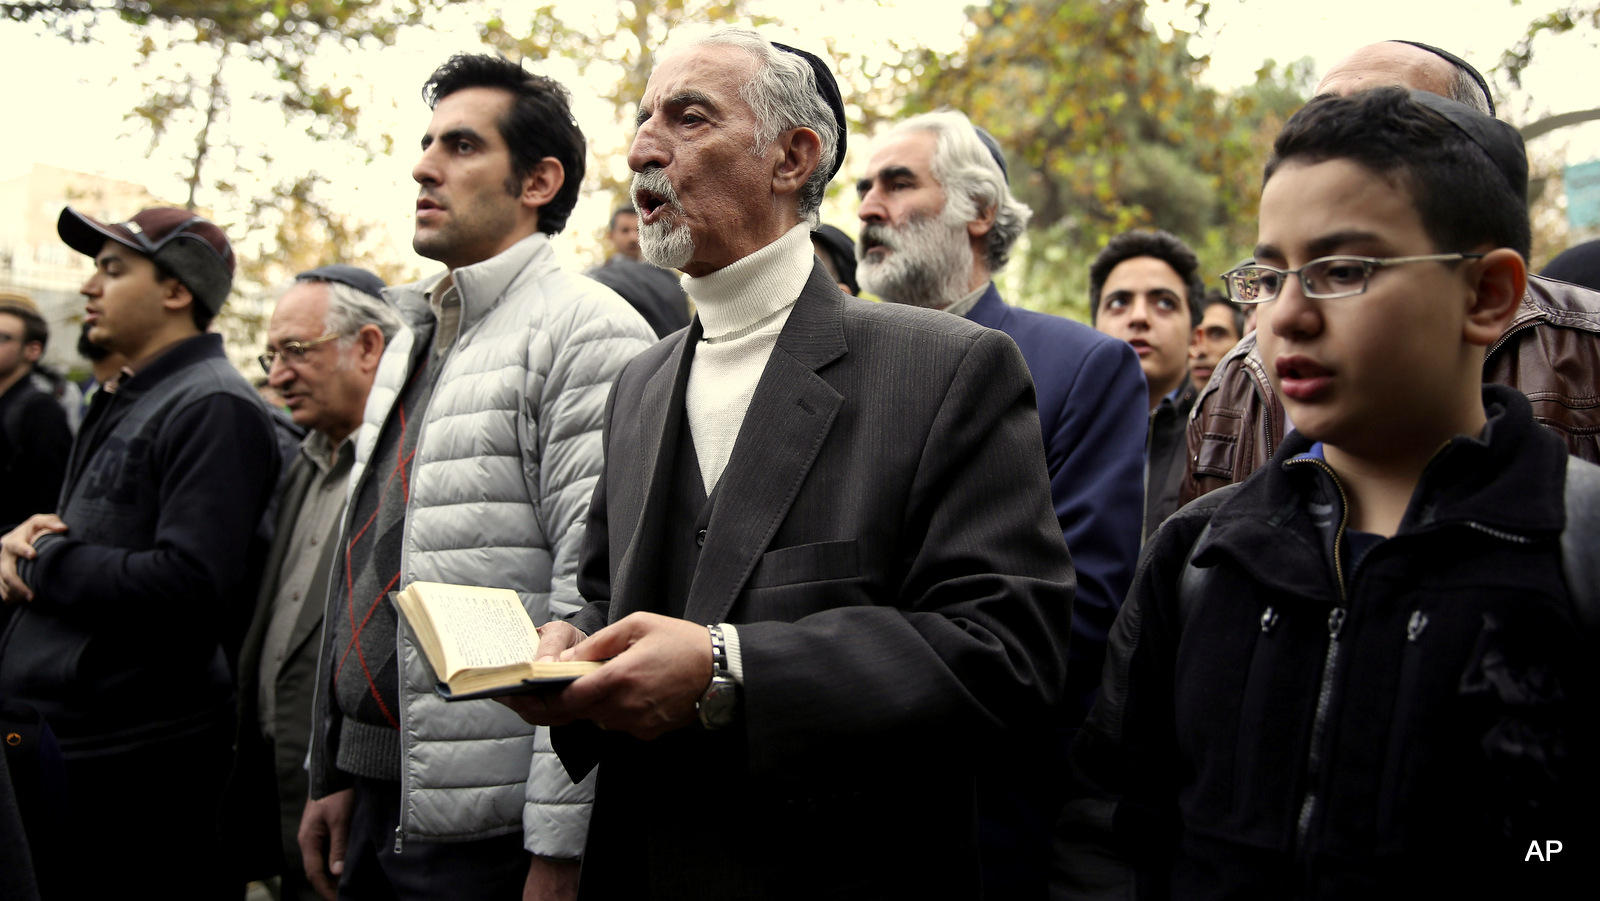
top-left (229, 266), bottom-right (402, 900)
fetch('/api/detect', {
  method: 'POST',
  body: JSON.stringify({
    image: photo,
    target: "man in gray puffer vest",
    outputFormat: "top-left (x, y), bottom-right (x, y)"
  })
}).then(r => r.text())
top-left (299, 54), bottom-right (654, 901)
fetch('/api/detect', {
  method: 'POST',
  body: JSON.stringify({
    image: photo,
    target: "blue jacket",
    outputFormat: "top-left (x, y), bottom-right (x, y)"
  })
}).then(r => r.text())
top-left (966, 284), bottom-right (1146, 721)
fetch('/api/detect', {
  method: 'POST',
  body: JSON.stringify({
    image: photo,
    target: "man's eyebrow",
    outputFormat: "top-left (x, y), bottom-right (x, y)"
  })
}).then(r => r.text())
top-left (1255, 230), bottom-right (1386, 261)
top-left (856, 165), bottom-right (916, 195)
top-left (95, 251), bottom-right (126, 268)
top-left (1306, 230), bottom-right (1384, 258)
top-left (635, 90), bottom-right (718, 127)
top-left (422, 126), bottom-right (487, 150)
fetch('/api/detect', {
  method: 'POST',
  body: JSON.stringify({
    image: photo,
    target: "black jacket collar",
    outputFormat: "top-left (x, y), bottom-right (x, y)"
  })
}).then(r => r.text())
top-left (1196, 384), bottom-right (1568, 603)
top-left (116, 333), bottom-right (227, 399)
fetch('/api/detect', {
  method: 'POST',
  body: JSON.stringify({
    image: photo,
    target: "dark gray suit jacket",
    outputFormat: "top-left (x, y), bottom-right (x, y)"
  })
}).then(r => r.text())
top-left (559, 263), bottom-right (1076, 899)
top-left (228, 452), bottom-right (339, 885)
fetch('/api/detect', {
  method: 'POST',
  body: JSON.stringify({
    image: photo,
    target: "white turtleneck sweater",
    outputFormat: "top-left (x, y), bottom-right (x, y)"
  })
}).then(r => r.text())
top-left (682, 222), bottom-right (815, 493)
top-left (677, 222), bottom-right (816, 685)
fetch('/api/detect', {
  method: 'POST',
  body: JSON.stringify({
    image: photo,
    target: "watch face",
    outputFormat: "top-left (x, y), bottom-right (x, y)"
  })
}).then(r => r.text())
top-left (698, 678), bottom-right (738, 729)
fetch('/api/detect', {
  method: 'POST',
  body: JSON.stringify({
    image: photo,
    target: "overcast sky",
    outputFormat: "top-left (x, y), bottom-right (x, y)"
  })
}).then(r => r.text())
top-left (3, 0), bottom-right (1593, 273)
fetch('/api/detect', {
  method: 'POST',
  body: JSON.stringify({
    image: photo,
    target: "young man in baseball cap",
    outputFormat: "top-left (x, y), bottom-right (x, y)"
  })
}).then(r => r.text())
top-left (0, 207), bottom-right (281, 898)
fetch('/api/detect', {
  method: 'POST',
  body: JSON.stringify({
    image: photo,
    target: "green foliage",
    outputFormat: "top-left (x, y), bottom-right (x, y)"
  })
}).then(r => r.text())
top-left (1499, 2), bottom-right (1600, 90)
top-left (3, 1), bottom-right (441, 349)
top-left (892, 0), bottom-right (1309, 320)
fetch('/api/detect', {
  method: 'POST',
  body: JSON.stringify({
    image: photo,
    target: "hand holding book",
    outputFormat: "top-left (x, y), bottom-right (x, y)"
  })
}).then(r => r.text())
top-left (392, 581), bottom-right (601, 700)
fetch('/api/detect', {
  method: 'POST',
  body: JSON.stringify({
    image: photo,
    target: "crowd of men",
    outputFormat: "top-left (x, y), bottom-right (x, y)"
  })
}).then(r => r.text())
top-left (0, 25), bottom-right (1596, 901)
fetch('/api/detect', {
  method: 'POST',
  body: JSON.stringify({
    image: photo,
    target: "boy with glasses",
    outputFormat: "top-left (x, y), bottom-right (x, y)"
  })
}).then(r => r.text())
top-left (0, 206), bottom-right (279, 899)
top-left (1061, 88), bottom-right (1596, 897)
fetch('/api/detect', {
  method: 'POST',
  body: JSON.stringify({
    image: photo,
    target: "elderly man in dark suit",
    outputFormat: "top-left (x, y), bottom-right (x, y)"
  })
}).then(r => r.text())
top-left (505, 26), bottom-right (1074, 900)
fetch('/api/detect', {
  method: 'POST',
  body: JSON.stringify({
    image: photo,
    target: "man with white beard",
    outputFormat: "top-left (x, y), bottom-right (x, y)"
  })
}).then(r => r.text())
top-left (856, 109), bottom-right (1149, 897)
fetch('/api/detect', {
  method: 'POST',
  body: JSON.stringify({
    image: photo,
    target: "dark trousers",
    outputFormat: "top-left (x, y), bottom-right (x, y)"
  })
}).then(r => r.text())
top-left (56, 723), bottom-right (237, 901)
top-left (340, 775), bottom-right (530, 901)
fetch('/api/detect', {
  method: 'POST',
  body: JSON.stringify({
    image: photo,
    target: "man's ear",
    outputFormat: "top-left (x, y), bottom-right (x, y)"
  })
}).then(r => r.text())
top-left (352, 323), bottom-right (386, 374)
top-left (520, 158), bottom-right (565, 212)
top-left (1463, 248), bottom-right (1526, 347)
top-left (772, 126), bottom-right (823, 199)
top-left (966, 201), bottom-right (997, 240)
top-left (160, 278), bottom-right (196, 316)
top-left (22, 341), bottom-right (42, 365)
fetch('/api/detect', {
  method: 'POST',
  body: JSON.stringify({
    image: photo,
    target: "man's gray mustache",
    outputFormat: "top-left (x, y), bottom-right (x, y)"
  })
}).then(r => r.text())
top-left (858, 223), bottom-right (898, 257)
top-left (631, 169), bottom-right (683, 212)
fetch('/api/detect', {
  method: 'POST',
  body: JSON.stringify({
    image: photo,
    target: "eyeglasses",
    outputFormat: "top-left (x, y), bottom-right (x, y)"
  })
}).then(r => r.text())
top-left (1220, 253), bottom-right (1484, 305)
top-left (258, 333), bottom-right (340, 373)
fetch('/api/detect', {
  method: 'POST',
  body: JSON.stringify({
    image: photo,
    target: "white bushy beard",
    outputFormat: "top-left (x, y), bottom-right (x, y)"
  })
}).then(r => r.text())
top-left (632, 168), bottom-right (695, 270)
top-left (857, 210), bottom-right (974, 310)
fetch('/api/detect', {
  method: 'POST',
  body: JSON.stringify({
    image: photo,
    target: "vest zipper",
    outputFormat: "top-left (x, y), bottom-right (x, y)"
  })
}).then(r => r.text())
top-left (1282, 457), bottom-right (1351, 858)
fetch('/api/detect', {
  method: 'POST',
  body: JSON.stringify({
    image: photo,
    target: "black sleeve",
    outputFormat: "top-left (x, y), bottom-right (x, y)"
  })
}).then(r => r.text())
top-left (23, 393), bottom-right (278, 627)
top-left (1059, 496), bottom-right (1228, 898)
top-left (6, 392), bottom-right (72, 522)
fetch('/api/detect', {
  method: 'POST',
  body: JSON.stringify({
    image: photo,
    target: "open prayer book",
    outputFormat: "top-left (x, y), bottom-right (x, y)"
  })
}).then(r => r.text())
top-left (393, 581), bottom-right (601, 701)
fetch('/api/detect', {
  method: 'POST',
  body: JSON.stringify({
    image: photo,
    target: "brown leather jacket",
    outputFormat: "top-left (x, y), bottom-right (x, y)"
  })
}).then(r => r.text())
top-left (1180, 274), bottom-right (1600, 507)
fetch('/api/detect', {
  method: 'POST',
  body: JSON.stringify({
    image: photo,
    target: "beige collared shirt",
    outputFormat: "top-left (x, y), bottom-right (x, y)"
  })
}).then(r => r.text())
top-left (257, 430), bottom-right (356, 739)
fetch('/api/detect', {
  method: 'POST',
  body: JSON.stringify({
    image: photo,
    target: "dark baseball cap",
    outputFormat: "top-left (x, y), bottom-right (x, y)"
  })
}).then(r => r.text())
top-left (58, 206), bottom-right (236, 314)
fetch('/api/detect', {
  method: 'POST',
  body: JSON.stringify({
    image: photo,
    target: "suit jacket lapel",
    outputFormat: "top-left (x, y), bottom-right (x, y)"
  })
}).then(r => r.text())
top-left (611, 319), bottom-right (701, 619)
top-left (684, 264), bottom-right (847, 624)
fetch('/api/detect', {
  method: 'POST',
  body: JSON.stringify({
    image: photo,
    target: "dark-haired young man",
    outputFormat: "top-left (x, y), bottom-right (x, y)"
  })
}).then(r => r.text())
top-left (0, 207), bottom-right (280, 899)
top-left (1090, 229), bottom-right (1205, 538)
top-left (1065, 88), bottom-right (1596, 898)
top-left (1187, 289), bottom-right (1243, 393)
top-left (299, 54), bottom-right (652, 901)
top-left (0, 294), bottom-right (71, 529)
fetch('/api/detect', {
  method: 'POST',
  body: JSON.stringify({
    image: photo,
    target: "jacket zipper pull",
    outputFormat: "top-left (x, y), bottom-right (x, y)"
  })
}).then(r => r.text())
top-left (1406, 610), bottom-right (1428, 642)
top-left (394, 824), bottom-right (404, 854)
top-left (1328, 607), bottom-right (1346, 639)
top-left (1260, 606), bottom-right (1279, 633)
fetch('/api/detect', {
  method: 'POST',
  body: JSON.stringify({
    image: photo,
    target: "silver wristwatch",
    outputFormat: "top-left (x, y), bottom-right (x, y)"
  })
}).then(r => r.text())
top-left (696, 624), bottom-right (740, 730)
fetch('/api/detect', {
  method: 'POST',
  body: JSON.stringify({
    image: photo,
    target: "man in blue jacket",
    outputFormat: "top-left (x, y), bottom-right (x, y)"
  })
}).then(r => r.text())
top-left (0, 206), bottom-right (279, 899)
top-left (857, 108), bottom-right (1147, 896)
